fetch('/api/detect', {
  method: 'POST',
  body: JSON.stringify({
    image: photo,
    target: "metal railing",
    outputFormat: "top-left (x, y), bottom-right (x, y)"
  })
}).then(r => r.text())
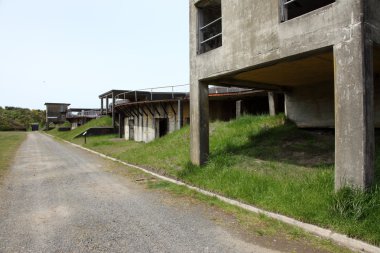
top-left (66, 110), bottom-right (101, 118)
top-left (115, 84), bottom-right (190, 105)
top-left (199, 16), bottom-right (222, 54)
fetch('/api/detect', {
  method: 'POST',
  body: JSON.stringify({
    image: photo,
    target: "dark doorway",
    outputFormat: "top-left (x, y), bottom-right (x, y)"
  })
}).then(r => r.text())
top-left (157, 118), bottom-right (168, 137)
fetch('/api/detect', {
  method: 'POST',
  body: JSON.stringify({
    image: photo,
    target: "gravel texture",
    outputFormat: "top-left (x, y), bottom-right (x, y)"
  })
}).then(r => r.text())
top-left (0, 133), bottom-right (281, 253)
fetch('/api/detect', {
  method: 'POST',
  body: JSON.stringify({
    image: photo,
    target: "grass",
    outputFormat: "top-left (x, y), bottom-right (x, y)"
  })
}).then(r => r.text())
top-left (49, 116), bottom-right (112, 140)
top-left (0, 132), bottom-right (26, 177)
top-left (49, 114), bottom-right (380, 246)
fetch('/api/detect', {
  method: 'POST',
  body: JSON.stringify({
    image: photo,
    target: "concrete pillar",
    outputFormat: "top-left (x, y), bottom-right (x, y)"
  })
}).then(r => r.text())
top-left (112, 94), bottom-right (116, 128)
top-left (118, 113), bottom-right (124, 138)
top-left (236, 100), bottom-right (243, 118)
top-left (177, 99), bottom-right (184, 129)
top-left (190, 81), bottom-right (209, 165)
top-left (100, 98), bottom-right (103, 115)
top-left (106, 97), bottom-right (109, 114)
top-left (334, 30), bottom-right (374, 190)
top-left (268, 92), bottom-right (278, 116)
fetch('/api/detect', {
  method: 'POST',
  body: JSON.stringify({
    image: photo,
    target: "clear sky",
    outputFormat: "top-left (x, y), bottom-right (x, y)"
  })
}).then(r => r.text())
top-left (0, 0), bottom-right (189, 110)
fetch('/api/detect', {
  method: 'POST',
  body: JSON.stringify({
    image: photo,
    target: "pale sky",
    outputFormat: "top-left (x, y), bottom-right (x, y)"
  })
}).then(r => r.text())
top-left (0, 0), bottom-right (189, 109)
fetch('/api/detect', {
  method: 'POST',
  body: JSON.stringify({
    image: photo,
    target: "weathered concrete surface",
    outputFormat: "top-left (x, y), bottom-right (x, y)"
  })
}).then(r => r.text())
top-left (190, 81), bottom-right (209, 165)
top-left (285, 83), bottom-right (335, 128)
top-left (334, 27), bottom-right (375, 190)
top-left (0, 133), bottom-right (283, 253)
top-left (190, 0), bottom-right (379, 189)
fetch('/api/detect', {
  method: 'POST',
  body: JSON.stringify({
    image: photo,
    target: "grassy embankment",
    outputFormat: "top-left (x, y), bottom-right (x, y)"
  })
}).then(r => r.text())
top-left (49, 116), bottom-right (112, 140)
top-left (49, 115), bottom-right (380, 246)
top-left (0, 132), bottom-right (26, 177)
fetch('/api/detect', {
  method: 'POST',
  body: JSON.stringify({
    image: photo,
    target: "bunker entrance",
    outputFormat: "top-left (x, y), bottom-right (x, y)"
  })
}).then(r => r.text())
top-left (281, 0), bottom-right (335, 22)
top-left (156, 118), bottom-right (168, 137)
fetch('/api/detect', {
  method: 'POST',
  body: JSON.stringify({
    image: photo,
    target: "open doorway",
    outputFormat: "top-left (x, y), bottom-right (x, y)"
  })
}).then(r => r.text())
top-left (155, 118), bottom-right (168, 138)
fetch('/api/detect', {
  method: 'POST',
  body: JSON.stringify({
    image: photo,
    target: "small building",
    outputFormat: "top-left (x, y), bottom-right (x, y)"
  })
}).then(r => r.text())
top-left (44, 103), bottom-right (70, 128)
top-left (30, 123), bottom-right (39, 131)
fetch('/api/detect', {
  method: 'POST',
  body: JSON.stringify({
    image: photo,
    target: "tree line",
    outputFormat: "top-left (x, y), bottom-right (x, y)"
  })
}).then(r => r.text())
top-left (0, 107), bottom-right (45, 131)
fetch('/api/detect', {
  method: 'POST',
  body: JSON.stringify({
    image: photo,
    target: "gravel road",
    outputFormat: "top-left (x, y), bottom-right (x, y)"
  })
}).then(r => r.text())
top-left (0, 133), bottom-right (282, 253)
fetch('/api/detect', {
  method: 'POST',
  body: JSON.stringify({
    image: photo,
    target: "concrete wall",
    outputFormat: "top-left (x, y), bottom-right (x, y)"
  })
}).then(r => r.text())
top-left (124, 101), bottom-right (190, 143)
top-left (190, 0), bottom-right (362, 81)
top-left (368, 0), bottom-right (380, 44)
top-left (285, 83), bottom-right (335, 128)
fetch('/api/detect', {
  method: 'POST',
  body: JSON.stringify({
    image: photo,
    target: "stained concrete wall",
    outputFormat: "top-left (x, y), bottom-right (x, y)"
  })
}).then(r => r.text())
top-left (285, 83), bottom-right (335, 128)
top-left (368, 0), bottom-right (380, 44)
top-left (124, 102), bottom-right (190, 143)
top-left (190, 0), bottom-right (363, 81)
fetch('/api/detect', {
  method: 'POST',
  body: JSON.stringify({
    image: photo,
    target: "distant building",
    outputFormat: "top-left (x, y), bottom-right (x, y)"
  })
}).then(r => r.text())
top-left (44, 103), bottom-right (70, 128)
top-left (65, 108), bottom-right (101, 129)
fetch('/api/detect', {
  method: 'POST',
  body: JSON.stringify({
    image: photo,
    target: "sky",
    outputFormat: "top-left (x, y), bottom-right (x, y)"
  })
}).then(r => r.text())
top-left (0, 0), bottom-right (189, 110)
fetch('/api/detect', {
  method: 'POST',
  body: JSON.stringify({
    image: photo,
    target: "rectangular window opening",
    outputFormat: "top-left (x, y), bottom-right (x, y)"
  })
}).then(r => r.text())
top-left (196, 0), bottom-right (222, 54)
top-left (281, 0), bottom-right (335, 22)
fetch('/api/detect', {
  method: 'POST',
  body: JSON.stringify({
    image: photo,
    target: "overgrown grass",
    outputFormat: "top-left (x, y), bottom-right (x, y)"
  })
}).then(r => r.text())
top-left (49, 114), bottom-right (380, 245)
top-left (48, 116), bottom-right (112, 140)
top-left (0, 132), bottom-right (26, 177)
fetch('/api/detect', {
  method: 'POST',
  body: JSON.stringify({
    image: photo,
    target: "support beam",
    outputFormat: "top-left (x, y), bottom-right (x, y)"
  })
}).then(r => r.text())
top-left (213, 78), bottom-right (284, 91)
top-left (334, 28), bottom-right (374, 190)
top-left (236, 100), bottom-right (243, 118)
top-left (100, 98), bottom-right (104, 115)
top-left (112, 94), bottom-right (116, 128)
top-left (106, 97), bottom-right (109, 114)
top-left (268, 92), bottom-right (278, 116)
top-left (190, 81), bottom-right (209, 165)
top-left (177, 99), bottom-right (184, 129)
top-left (118, 113), bottom-right (124, 138)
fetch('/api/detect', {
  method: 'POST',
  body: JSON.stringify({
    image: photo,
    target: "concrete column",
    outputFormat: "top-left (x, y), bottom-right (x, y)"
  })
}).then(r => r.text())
top-left (112, 94), bottom-right (116, 128)
top-left (190, 81), bottom-right (209, 165)
top-left (236, 100), bottom-right (243, 118)
top-left (268, 92), bottom-right (278, 116)
top-left (118, 113), bottom-right (124, 138)
top-left (106, 97), bottom-right (109, 114)
top-left (100, 98), bottom-right (104, 115)
top-left (177, 99), bottom-right (184, 129)
top-left (334, 30), bottom-right (374, 190)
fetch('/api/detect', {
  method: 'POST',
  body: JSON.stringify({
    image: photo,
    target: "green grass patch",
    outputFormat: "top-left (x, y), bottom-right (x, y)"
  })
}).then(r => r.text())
top-left (48, 116), bottom-right (112, 140)
top-left (0, 132), bottom-right (26, 177)
top-left (49, 114), bottom-right (380, 246)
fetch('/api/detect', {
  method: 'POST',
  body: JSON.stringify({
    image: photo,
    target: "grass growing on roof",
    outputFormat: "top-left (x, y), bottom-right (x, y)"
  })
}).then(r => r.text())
top-left (49, 114), bottom-right (380, 245)
top-left (48, 116), bottom-right (112, 140)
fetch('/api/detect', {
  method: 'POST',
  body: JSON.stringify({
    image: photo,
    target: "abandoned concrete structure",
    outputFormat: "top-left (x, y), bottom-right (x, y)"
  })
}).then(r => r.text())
top-left (190, 0), bottom-right (380, 190)
top-left (99, 90), bottom-right (130, 128)
top-left (113, 87), bottom-right (273, 143)
top-left (65, 108), bottom-right (101, 129)
top-left (44, 103), bottom-right (70, 128)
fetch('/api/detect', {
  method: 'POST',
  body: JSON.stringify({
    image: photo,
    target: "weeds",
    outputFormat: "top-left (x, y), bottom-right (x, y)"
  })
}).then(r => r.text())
top-left (331, 186), bottom-right (379, 220)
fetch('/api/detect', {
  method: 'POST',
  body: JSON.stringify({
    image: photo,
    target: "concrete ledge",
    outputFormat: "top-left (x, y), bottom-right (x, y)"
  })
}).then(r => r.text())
top-left (45, 133), bottom-right (380, 253)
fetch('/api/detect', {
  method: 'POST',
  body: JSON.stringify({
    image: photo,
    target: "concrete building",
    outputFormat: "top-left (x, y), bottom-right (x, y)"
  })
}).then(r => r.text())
top-left (189, 0), bottom-right (380, 190)
top-left (99, 90), bottom-right (130, 128)
top-left (114, 87), bottom-right (273, 143)
top-left (65, 108), bottom-right (101, 129)
top-left (44, 103), bottom-right (70, 128)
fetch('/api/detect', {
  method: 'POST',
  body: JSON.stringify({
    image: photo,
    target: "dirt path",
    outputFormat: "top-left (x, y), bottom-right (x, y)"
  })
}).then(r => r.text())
top-left (0, 132), bottom-right (286, 253)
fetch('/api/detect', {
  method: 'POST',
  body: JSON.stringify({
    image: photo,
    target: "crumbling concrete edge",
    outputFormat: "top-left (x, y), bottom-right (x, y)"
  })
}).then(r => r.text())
top-left (46, 133), bottom-right (380, 253)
